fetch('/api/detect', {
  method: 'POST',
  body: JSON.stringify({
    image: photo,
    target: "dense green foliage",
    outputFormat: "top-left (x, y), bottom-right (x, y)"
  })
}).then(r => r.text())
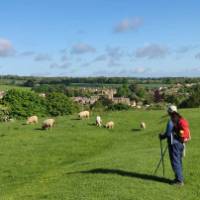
top-left (180, 84), bottom-right (200, 108)
top-left (115, 84), bottom-right (146, 98)
top-left (32, 84), bottom-right (67, 93)
top-left (1, 89), bottom-right (79, 118)
top-left (91, 96), bottom-right (113, 111)
top-left (91, 96), bottom-right (130, 111)
top-left (32, 84), bottom-right (93, 97)
top-left (2, 75), bottom-right (200, 89)
top-left (2, 89), bottom-right (47, 118)
top-left (45, 93), bottom-right (79, 116)
top-left (0, 105), bottom-right (11, 122)
top-left (0, 109), bottom-right (199, 199)
top-left (108, 103), bottom-right (130, 111)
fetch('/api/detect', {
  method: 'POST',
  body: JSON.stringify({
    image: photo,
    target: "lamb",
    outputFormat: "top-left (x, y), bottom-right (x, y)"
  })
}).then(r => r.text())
top-left (96, 116), bottom-right (102, 127)
top-left (26, 116), bottom-right (38, 124)
top-left (78, 111), bottom-right (90, 119)
top-left (140, 122), bottom-right (146, 129)
top-left (105, 121), bottom-right (114, 129)
top-left (42, 118), bottom-right (55, 130)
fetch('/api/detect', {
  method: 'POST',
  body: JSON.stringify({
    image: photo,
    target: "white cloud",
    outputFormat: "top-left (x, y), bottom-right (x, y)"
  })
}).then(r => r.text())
top-left (93, 54), bottom-right (107, 62)
top-left (20, 51), bottom-right (35, 56)
top-left (50, 62), bottom-right (71, 69)
top-left (30, 72), bottom-right (51, 77)
top-left (0, 38), bottom-right (15, 57)
top-left (133, 67), bottom-right (150, 74)
top-left (71, 43), bottom-right (96, 54)
top-left (91, 67), bottom-right (151, 77)
top-left (114, 17), bottom-right (143, 33)
top-left (61, 55), bottom-right (68, 62)
top-left (84, 47), bottom-right (124, 67)
top-left (135, 43), bottom-right (169, 59)
top-left (80, 62), bottom-right (91, 68)
top-left (106, 46), bottom-right (123, 66)
top-left (34, 53), bottom-right (52, 61)
top-left (195, 53), bottom-right (200, 59)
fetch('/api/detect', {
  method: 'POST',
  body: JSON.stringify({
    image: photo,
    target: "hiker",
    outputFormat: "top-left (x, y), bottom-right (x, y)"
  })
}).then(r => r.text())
top-left (159, 105), bottom-right (185, 186)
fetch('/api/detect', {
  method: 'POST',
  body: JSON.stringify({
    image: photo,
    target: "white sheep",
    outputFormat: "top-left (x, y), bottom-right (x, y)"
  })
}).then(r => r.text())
top-left (105, 121), bottom-right (114, 129)
top-left (26, 116), bottom-right (38, 124)
top-left (78, 111), bottom-right (90, 119)
top-left (140, 122), bottom-right (146, 129)
top-left (42, 118), bottom-right (55, 130)
top-left (96, 116), bottom-right (102, 127)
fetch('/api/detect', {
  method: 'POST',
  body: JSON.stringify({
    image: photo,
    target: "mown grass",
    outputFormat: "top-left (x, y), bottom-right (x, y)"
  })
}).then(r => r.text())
top-left (0, 84), bottom-right (30, 91)
top-left (0, 109), bottom-right (199, 199)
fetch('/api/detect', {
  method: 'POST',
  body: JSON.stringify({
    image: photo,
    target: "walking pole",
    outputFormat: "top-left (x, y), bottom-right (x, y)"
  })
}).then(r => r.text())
top-left (160, 139), bottom-right (165, 176)
top-left (154, 144), bottom-right (168, 175)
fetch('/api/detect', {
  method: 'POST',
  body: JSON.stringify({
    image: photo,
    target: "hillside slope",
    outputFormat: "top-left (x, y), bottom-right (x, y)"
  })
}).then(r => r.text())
top-left (0, 109), bottom-right (199, 199)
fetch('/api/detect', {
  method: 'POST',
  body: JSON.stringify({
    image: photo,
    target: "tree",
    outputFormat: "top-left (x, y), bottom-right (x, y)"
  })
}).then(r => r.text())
top-left (45, 93), bottom-right (79, 116)
top-left (154, 89), bottom-right (164, 103)
top-left (179, 84), bottom-right (200, 108)
top-left (2, 89), bottom-right (46, 118)
top-left (23, 79), bottom-right (36, 87)
top-left (129, 84), bottom-right (146, 98)
top-left (116, 84), bottom-right (130, 97)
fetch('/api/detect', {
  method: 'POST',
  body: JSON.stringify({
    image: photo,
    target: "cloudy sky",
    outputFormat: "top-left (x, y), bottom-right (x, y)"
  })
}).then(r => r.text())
top-left (1, 0), bottom-right (200, 77)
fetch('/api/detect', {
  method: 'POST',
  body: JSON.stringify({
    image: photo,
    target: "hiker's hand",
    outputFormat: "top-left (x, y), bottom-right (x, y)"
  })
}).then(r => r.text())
top-left (159, 133), bottom-right (164, 140)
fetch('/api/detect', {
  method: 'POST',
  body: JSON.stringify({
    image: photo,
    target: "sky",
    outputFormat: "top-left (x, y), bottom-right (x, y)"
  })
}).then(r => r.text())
top-left (1, 0), bottom-right (200, 77)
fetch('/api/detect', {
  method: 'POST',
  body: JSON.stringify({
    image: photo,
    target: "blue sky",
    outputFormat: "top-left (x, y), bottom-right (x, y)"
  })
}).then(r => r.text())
top-left (1, 0), bottom-right (200, 77)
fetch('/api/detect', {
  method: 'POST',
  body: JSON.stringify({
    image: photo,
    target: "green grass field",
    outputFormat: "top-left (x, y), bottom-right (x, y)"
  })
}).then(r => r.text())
top-left (0, 84), bottom-right (30, 91)
top-left (0, 109), bottom-right (199, 199)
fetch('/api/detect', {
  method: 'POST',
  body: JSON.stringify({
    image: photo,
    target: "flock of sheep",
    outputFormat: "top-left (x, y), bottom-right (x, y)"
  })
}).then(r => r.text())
top-left (26, 116), bottom-right (55, 129)
top-left (78, 111), bottom-right (146, 129)
top-left (26, 110), bottom-right (146, 130)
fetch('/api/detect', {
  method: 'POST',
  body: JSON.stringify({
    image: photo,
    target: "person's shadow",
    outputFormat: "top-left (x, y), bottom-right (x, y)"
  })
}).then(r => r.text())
top-left (67, 168), bottom-right (171, 184)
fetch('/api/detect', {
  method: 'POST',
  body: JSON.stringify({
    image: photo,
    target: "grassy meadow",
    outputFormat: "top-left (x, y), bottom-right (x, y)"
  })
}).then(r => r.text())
top-left (0, 109), bottom-right (199, 199)
top-left (0, 84), bottom-right (30, 91)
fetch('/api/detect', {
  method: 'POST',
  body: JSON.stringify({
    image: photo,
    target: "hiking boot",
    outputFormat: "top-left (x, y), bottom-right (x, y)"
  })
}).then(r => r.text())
top-left (171, 181), bottom-right (184, 187)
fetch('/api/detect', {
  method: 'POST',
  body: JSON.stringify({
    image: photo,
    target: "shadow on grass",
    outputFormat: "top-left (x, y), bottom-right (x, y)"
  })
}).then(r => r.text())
top-left (87, 123), bottom-right (96, 127)
top-left (67, 168), bottom-right (171, 184)
top-left (34, 128), bottom-right (44, 131)
top-left (71, 118), bottom-right (81, 121)
top-left (131, 128), bottom-right (141, 132)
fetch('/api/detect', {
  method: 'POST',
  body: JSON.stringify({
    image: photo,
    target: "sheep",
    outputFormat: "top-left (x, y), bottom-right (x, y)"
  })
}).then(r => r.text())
top-left (96, 116), bottom-right (102, 127)
top-left (26, 116), bottom-right (38, 124)
top-left (140, 122), bottom-right (146, 129)
top-left (78, 111), bottom-right (90, 119)
top-left (105, 121), bottom-right (114, 129)
top-left (42, 118), bottom-right (55, 130)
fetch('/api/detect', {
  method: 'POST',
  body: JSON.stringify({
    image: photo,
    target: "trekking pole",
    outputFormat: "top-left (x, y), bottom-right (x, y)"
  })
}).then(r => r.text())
top-left (153, 142), bottom-right (168, 176)
top-left (160, 139), bottom-right (165, 176)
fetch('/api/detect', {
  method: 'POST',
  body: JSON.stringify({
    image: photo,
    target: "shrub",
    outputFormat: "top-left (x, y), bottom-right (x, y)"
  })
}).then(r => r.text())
top-left (179, 84), bottom-right (200, 108)
top-left (91, 96), bottom-right (113, 111)
top-left (2, 90), bottom-right (79, 118)
top-left (45, 92), bottom-right (79, 116)
top-left (108, 103), bottom-right (130, 111)
top-left (2, 89), bottom-right (46, 118)
top-left (0, 105), bottom-right (11, 122)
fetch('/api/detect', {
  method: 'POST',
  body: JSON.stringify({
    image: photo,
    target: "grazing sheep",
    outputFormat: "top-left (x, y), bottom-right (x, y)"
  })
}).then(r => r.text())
top-left (42, 118), bottom-right (55, 130)
top-left (136, 105), bottom-right (142, 109)
top-left (96, 116), bottom-right (102, 127)
top-left (78, 111), bottom-right (90, 119)
top-left (105, 121), bottom-right (114, 129)
top-left (26, 116), bottom-right (38, 124)
top-left (140, 122), bottom-right (146, 129)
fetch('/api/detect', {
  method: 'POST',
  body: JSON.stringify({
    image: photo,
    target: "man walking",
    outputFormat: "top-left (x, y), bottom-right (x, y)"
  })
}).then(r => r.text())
top-left (159, 105), bottom-right (184, 186)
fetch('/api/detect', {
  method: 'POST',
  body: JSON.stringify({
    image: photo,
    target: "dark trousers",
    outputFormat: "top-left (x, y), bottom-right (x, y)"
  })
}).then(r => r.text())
top-left (168, 142), bottom-right (184, 182)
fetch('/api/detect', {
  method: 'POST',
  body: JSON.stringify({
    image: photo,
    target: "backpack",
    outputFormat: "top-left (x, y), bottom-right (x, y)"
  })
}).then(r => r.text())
top-left (174, 118), bottom-right (191, 143)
